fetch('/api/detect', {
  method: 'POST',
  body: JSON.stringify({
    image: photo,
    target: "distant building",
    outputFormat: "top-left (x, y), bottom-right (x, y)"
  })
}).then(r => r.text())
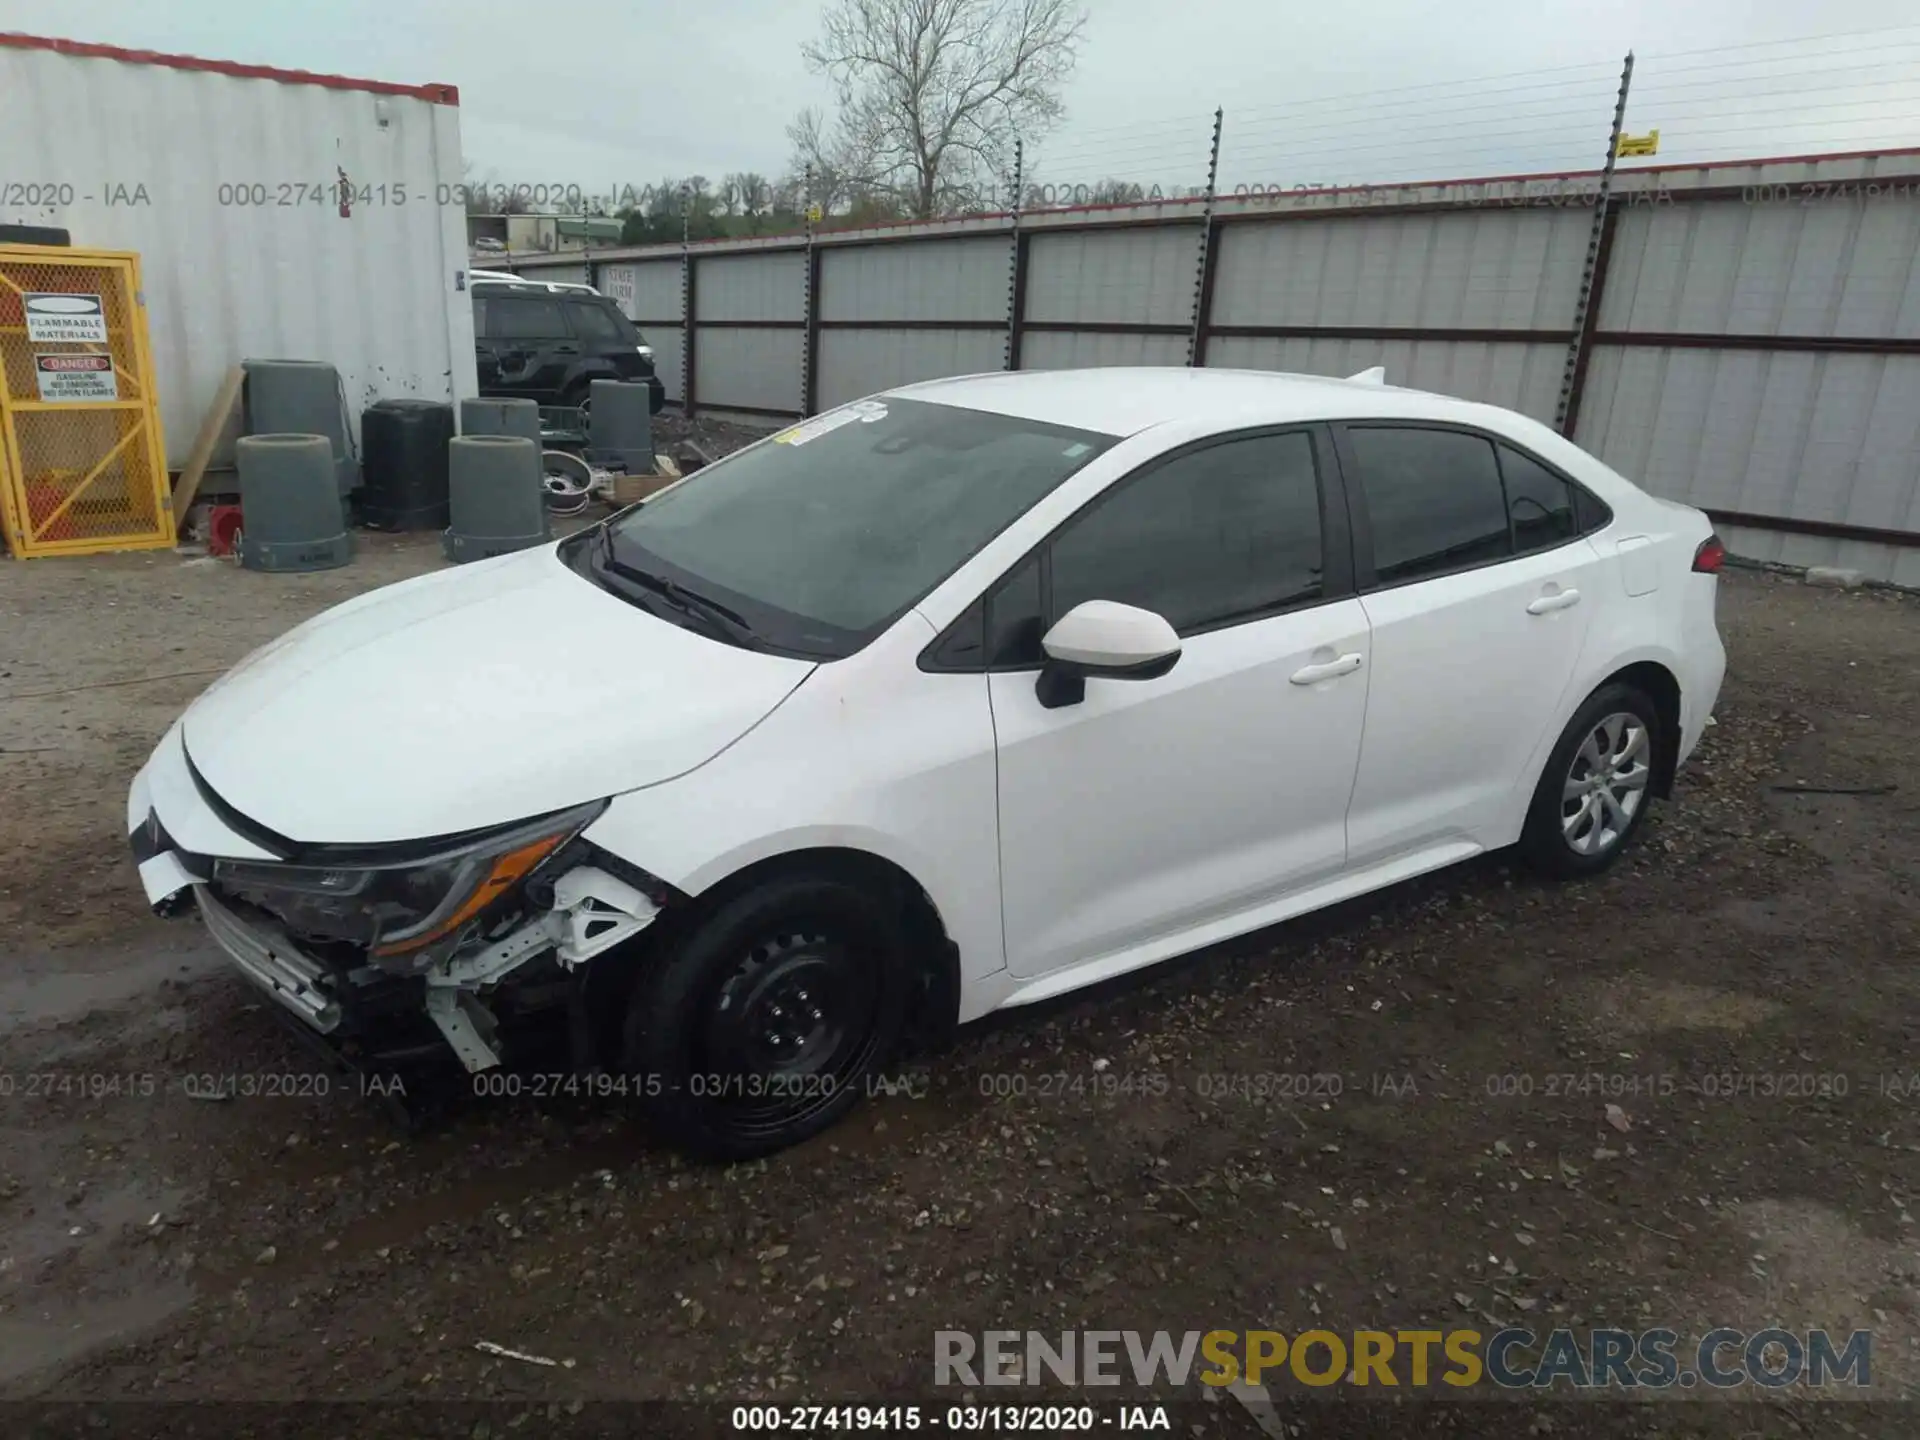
top-left (465, 212), bottom-right (623, 255)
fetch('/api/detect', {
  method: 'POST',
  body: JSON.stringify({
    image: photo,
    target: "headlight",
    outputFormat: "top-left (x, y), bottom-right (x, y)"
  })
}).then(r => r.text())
top-left (635, 345), bottom-right (653, 360)
top-left (211, 801), bottom-right (604, 962)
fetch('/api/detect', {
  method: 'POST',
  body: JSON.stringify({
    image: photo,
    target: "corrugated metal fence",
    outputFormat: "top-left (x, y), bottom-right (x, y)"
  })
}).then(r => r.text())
top-left (517, 149), bottom-right (1920, 584)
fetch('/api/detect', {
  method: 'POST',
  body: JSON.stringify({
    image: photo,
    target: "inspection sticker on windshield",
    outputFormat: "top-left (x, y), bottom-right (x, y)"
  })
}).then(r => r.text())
top-left (774, 412), bottom-right (858, 446)
top-left (773, 400), bottom-right (889, 446)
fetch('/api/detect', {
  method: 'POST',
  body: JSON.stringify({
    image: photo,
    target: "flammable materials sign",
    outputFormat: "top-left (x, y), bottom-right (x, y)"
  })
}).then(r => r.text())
top-left (23, 292), bottom-right (108, 343)
top-left (34, 352), bottom-right (119, 402)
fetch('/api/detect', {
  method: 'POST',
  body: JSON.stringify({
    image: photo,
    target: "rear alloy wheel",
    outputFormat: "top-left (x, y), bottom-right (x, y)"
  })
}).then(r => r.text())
top-left (624, 874), bottom-right (908, 1160)
top-left (1561, 711), bottom-right (1651, 857)
top-left (1519, 683), bottom-right (1662, 879)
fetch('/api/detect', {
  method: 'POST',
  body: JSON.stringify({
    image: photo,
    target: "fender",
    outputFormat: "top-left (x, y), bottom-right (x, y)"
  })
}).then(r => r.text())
top-left (1492, 640), bottom-right (1689, 846)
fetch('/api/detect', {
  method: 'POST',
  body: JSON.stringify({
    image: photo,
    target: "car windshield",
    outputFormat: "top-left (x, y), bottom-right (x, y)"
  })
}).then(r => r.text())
top-left (577, 396), bottom-right (1116, 658)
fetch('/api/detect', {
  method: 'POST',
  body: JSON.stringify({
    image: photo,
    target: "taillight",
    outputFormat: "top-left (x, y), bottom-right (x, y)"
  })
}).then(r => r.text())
top-left (1692, 534), bottom-right (1726, 574)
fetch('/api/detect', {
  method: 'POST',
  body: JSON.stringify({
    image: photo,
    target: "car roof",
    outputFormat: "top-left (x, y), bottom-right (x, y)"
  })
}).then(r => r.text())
top-left (886, 366), bottom-right (1522, 440)
top-left (471, 279), bottom-right (604, 297)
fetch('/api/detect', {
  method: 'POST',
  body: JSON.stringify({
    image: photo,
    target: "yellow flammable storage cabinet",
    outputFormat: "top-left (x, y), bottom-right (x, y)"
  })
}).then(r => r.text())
top-left (0, 247), bottom-right (174, 556)
top-left (0, 245), bottom-right (174, 557)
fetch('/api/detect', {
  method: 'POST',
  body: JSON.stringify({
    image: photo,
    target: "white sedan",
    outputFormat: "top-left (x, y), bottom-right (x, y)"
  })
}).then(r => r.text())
top-left (128, 367), bottom-right (1726, 1157)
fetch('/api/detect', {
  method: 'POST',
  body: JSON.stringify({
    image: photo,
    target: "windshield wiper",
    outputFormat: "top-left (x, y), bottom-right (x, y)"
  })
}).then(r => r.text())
top-left (591, 533), bottom-right (759, 646)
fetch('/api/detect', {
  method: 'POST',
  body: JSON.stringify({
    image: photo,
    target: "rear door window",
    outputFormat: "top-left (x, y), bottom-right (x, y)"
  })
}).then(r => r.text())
top-left (1346, 427), bottom-right (1511, 586)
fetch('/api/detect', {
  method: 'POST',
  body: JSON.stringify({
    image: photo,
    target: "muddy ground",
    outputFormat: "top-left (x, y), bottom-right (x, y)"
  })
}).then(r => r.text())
top-left (0, 530), bottom-right (1916, 1438)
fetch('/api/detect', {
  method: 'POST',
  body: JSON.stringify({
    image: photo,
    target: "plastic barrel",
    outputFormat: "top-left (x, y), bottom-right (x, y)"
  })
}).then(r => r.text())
top-left (587, 379), bottom-right (655, 475)
top-left (443, 435), bottom-right (550, 563)
top-left (235, 435), bottom-right (354, 573)
top-left (242, 360), bottom-right (357, 500)
top-left (460, 397), bottom-right (542, 444)
top-left (360, 399), bottom-right (455, 531)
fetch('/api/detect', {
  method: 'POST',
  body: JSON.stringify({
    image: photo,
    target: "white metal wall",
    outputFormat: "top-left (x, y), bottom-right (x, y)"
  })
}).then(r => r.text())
top-left (1023, 331), bottom-right (1189, 369)
top-left (1024, 228), bottom-right (1201, 326)
top-left (1574, 347), bottom-right (1920, 535)
top-left (815, 238), bottom-right (1009, 407)
top-left (695, 252), bottom-right (803, 414)
top-left (502, 157), bottom-right (1920, 582)
top-left (1596, 197), bottom-right (1920, 338)
top-left (1203, 208), bottom-right (1587, 423)
top-left (819, 238), bottom-right (1009, 321)
top-left (1211, 209), bottom-right (1589, 329)
top-left (0, 41), bottom-right (475, 468)
top-left (699, 252), bottom-right (806, 323)
top-left (1208, 335), bottom-right (1568, 420)
top-left (1575, 192), bottom-right (1920, 564)
top-left (697, 328), bottom-right (803, 415)
top-left (598, 259), bottom-right (685, 403)
top-left (521, 260), bottom-right (590, 287)
top-left (816, 329), bottom-right (1005, 410)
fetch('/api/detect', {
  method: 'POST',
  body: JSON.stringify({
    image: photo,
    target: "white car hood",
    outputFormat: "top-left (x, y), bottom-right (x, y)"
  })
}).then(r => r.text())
top-left (181, 544), bottom-right (816, 845)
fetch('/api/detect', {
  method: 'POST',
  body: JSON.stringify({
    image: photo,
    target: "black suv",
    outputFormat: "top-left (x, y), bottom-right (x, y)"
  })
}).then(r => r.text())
top-left (471, 279), bottom-right (665, 414)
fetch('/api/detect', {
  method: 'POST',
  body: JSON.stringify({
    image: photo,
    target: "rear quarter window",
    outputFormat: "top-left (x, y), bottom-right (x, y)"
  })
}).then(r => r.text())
top-left (567, 300), bottom-right (633, 344)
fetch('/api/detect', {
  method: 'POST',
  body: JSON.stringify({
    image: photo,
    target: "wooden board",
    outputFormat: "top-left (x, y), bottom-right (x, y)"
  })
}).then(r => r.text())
top-left (170, 365), bottom-right (245, 529)
top-left (605, 453), bottom-right (682, 507)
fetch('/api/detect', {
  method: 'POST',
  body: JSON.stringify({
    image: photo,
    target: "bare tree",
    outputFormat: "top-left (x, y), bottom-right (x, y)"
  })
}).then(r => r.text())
top-left (788, 0), bottom-right (1088, 220)
top-left (784, 111), bottom-right (864, 216)
top-left (735, 172), bottom-right (773, 217)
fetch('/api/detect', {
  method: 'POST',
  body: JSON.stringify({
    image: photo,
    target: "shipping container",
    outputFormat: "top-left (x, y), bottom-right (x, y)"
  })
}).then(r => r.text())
top-left (0, 32), bottom-right (478, 470)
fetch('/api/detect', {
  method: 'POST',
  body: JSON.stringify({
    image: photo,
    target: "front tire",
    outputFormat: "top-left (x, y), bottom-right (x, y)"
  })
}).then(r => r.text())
top-left (1519, 683), bottom-right (1661, 879)
top-left (623, 873), bottom-right (909, 1160)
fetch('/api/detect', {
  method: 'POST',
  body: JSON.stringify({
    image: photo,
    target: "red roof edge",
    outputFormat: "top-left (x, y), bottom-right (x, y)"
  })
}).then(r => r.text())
top-left (0, 30), bottom-right (459, 104)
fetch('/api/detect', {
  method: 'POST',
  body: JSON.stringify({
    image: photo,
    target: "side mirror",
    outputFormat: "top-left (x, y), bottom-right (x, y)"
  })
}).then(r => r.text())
top-left (1035, 600), bottom-right (1182, 709)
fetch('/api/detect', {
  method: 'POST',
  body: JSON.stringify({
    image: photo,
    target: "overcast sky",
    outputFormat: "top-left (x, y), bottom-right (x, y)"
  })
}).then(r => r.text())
top-left (4, 0), bottom-right (1917, 197)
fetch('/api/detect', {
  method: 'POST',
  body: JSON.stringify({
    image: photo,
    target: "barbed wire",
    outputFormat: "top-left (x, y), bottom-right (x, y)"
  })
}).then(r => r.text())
top-left (1007, 23), bottom-right (1920, 201)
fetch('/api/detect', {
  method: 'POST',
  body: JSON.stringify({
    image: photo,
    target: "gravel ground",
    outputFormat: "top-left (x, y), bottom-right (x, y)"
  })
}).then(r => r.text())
top-left (0, 544), bottom-right (1915, 1437)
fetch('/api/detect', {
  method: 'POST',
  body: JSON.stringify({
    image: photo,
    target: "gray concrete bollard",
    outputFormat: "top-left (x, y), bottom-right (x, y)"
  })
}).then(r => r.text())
top-left (235, 434), bottom-right (354, 573)
top-left (443, 435), bottom-right (551, 563)
top-left (587, 379), bottom-right (655, 475)
top-left (460, 397), bottom-right (542, 445)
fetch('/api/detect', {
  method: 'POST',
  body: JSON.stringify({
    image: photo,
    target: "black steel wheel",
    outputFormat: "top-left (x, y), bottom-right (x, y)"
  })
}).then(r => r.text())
top-left (624, 872), bottom-right (909, 1159)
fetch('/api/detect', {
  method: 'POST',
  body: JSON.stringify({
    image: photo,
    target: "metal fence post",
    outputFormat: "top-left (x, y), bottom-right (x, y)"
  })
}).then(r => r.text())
top-left (1555, 53), bottom-right (1634, 436)
top-left (1005, 138), bottom-right (1026, 371)
top-left (1187, 108), bottom-right (1224, 368)
top-left (680, 184), bottom-right (697, 418)
top-left (802, 164), bottom-right (820, 415)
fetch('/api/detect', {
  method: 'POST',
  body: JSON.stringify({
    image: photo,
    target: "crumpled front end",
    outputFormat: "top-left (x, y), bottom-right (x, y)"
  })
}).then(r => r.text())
top-left (128, 722), bottom-right (673, 1075)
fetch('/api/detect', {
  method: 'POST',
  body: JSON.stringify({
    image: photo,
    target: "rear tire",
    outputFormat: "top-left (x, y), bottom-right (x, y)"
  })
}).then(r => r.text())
top-left (1518, 682), bottom-right (1662, 880)
top-left (623, 872), bottom-right (909, 1160)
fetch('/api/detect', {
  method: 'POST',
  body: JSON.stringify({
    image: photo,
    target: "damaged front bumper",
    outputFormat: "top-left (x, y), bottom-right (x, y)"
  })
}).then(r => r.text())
top-left (128, 725), bottom-right (665, 1075)
top-left (197, 883), bottom-right (344, 1032)
top-left (179, 864), bottom-right (659, 1071)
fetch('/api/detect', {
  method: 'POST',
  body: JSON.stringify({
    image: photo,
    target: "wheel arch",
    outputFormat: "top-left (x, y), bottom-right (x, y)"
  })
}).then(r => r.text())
top-left (589, 843), bottom-right (962, 1058)
top-left (1498, 648), bottom-right (1688, 846)
top-left (1593, 658), bottom-right (1683, 798)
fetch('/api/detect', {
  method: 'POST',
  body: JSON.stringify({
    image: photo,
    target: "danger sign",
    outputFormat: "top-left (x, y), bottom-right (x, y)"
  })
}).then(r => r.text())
top-left (23, 292), bottom-right (109, 343)
top-left (34, 353), bottom-right (119, 402)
